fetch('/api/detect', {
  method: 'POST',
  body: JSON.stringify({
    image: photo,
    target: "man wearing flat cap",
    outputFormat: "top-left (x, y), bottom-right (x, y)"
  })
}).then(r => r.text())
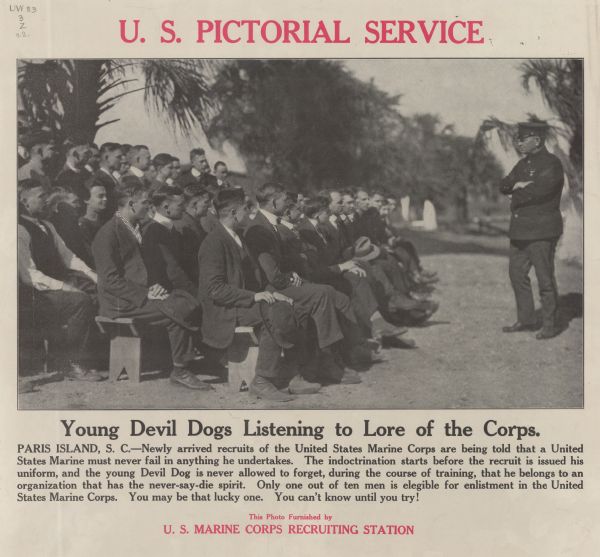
top-left (500, 121), bottom-right (564, 339)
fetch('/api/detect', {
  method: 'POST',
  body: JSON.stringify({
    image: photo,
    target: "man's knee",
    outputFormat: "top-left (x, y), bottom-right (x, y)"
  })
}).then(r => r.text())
top-left (304, 283), bottom-right (333, 302)
top-left (509, 258), bottom-right (528, 284)
top-left (64, 291), bottom-right (94, 316)
top-left (536, 273), bottom-right (556, 294)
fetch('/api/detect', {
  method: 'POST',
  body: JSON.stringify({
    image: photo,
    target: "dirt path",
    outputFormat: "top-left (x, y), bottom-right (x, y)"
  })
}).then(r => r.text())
top-left (19, 234), bottom-right (583, 411)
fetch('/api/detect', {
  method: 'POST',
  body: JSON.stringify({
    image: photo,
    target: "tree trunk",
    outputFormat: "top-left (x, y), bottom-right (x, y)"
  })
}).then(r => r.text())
top-left (455, 184), bottom-right (469, 224)
top-left (62, 60), bottom-right (105, 144)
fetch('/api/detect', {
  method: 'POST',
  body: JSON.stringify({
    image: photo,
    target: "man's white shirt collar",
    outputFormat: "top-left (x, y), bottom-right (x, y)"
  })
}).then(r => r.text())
top-left (100, 166), bottom-right (115, 179)
top-left (260, 209), bottom-right (279, 228)
top-left (223, 223), bottom-right (242, 247)
top-left (129, 166), bottom-right (144, 178)
top-left (153, 211), bottom-right (174, 230)
top-left (191, 167), bottom-right (202, 178)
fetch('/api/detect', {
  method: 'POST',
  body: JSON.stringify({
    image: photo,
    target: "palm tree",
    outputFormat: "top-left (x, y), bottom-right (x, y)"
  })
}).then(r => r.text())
top-left (18, 59), bottom-right (222, 144)
top-left (477, 59), bottom-right (583, 196)
top-left (519, 59), bottom-right (582, 181)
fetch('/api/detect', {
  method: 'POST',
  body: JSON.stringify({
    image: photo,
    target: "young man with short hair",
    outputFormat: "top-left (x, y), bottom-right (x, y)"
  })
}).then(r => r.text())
top-left (121, 145), bottom-right (152, 188)
top-left (214, 161), bottom-right (230, 189)
top-left (79, 183), bottom-right (108, 269)
top-left (54, 144), bottom-right (93, 202)
top-left (151, 153), bottom-right (175, 188)
top-left (141, 185), bottom-right (196, 296)
top-left (176, 148), bottom-right (216, 189)
top-left (17, 135), bottom-right (55, 188)
top-left (88, 142), bottom-right (123, 219)
top-left (168, 157), bottom-right (181, 185)
top-left (173, 184), bottom-right (212, 284)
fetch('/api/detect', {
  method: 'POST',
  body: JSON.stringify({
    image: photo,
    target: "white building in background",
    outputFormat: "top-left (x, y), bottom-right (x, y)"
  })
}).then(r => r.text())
top-left (409, 199), bottom-right (438, 231)
top-left (400, 196), bottom-right (411, 222)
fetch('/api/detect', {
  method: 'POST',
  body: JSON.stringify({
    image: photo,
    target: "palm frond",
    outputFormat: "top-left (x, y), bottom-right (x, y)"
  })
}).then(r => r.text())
top-left (140, 59), bottom-right (223, 137)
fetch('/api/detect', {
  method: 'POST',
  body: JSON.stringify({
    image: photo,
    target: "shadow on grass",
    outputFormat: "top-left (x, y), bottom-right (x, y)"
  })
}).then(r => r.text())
top-left (533, 292), bottom-right (583, 337)
top-left (412, 319), bottom-right (452, 328)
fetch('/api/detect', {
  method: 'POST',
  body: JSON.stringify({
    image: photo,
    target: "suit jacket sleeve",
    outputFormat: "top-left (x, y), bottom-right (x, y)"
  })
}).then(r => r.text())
top-left (141, 226), bottom-right (171, 289)
top-left (244, 226), bottom-right (292, 290)
top-left (198, 238), bottom-right (255, 308)
top-left (511, 157), bottom-right (564, 207)
top-left (163, 244), bottom-right (196, 294)
top-left (359, 210), bottom-right (388, 244)
top-left (499, 163), bottom-right (520, 195)
top-left (92, 228), bottom-right (148, 307)
top-left (304, 251), bottom-right (341, 283)
top-left (298, 229), bottom-right (342, 279)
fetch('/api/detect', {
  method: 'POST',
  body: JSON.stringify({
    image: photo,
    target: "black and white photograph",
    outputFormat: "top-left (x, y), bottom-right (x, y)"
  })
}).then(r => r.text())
top-left (16, 58), bottom-right (583, 410)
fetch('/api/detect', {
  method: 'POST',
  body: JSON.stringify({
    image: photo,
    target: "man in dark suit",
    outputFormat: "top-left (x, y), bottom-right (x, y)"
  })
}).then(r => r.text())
top-left (92, 183), bottom-right (210, 390)
top-left (121, 145), bottom-right (152, 189)
top-left (168, 157), bottom-right (181, 185)
top-left (173, 184), bottom-right (211, 284)
top-left (340, 191), bottom-right (359, 241)
top-left (88, 143), bottom-right (122, 221)
top-left (198, 188), bottom-right (319, 401)
top-left (17, 132), bottom-right (55, 187)
top-left (149, 153), bottom-right (175, 189)
top-left (213, 161), bottom-right (231, 189)
top-left (141, 186), bottom-right (196, 296)
top-left (54, 144), bottom-right (92, 202)
top-left (500, 121), bottom-right (564, 339)
top-left (176, 148), bottom-right (215, 190)
top-left (320, 189), bottom-right (352, 258)
top-left (79, 183), bottom-right (108, 269)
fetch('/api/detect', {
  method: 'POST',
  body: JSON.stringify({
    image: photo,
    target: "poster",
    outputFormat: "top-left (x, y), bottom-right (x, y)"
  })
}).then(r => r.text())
top-left (2, 0), bottom-right (598, 555)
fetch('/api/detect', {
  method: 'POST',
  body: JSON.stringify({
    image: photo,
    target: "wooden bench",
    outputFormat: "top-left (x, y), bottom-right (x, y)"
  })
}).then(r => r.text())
top-left (227, 327), bottom-right (259, 392)
top-left (96, 318), bottom-right (258, 388)
top-left (95, 317), bottom-right (145, 383)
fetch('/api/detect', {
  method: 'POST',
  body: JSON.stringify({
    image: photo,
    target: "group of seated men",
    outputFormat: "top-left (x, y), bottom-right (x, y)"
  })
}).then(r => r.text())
top-left (18, 134), bottom-right (439, 401)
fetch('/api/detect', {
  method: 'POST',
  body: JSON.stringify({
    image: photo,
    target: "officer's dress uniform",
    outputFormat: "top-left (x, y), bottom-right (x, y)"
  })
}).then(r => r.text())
top-left (500, 143), bottom-right (564, 333)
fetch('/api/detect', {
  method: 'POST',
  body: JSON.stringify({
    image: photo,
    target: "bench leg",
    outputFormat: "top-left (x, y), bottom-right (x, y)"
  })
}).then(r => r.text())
top-left (109, 336), bottom-right (141, 383)
top-left (228, 340), bottom-right (258, 392)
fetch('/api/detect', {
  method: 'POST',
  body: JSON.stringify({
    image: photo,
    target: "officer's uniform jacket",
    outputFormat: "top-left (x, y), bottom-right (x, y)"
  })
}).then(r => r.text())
top-left (500, 146), bottom-right (564, 240)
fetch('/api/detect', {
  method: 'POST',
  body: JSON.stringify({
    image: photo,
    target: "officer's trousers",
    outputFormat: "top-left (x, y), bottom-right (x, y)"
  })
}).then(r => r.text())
top-left (508, 237), bottom-right (559, 330)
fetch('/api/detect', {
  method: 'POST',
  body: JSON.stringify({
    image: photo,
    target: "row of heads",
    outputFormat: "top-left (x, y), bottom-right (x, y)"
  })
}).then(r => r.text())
top-left (84, 144), bottom-right (229, 180)
top-left (20, 132), bottom-right (230, 182)
top-left (19, 174), bottom-right (398, 225)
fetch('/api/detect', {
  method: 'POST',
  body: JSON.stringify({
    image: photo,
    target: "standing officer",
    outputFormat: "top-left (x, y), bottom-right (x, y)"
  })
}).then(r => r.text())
top-left (500, 121), bottom-right (564, 339)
